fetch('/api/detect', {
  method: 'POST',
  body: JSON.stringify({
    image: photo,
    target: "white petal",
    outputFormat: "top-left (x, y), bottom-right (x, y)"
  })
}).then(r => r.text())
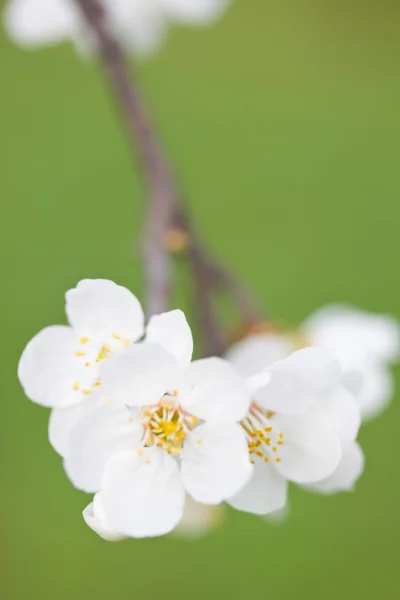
top-left (18, 325), bottom-right (97, 408)
top-left (101, 342), bottom-right (179, 407)
top-left (246, 372), bottom-right (271, 394)
top-left (303, 304), bottom-right (400, 366)
top-left (181, 423), bottom-right (252, 504)
top-left (227, 459), bottom-right (287, 515)
top-left (353, 366), bottom-right (394, 422)
top-left (226, 334), bottom-right (293, 377)
top-left (254, 348), bottom-right (342, 416)
top-left (101, 448), bottom-right (185, 538)
top-left (145, 310), bottom-right (193, 366)
top-left (160, 0), bottom-right (232, 25)
top-left (64, 403), bottom-right (143, 493)
top-left (263, 503), bottom-right (290, 525)
top-left (307, 387), bottom-right (360, 446)
top-left (272, 413), bottom-right (342, 484)
top-left (178, 358), bottom-right (251, 423)
top-left (107, 0), bottom-right (166, 56)
top-left (49, 393), bottom-right (104, 457)
top-left (4, 0), bottom-right (78, 47)
top-left (305, 442), bottom-right (364, 494)
top-left (66, 279), bottom-right (144, 342)
top-left (173, 496), bottom-right (224, 537)
top-left (83, 494), bottom-right (127, 542)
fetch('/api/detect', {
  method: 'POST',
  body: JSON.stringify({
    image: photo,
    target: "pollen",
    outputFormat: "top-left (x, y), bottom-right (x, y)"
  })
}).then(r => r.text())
top-left (102, 344), bottom-right (111, 353)
top-left (75, 351), bottom-right (85, 357)
top-left (80, 336), bottom-right (89, 344)
top-left (112, 333), bottom-right (121, 340)
top-left (123, 338), bottom-right (130, 347)
top-left (85, 362), bottom-right (90, 367)
top-left (82, 389), bottom-right (91, 395)
top-left (142, 403), bottom-right (198, 455)
top-left (241, 403), bottom-right (283, 465)
top-left (94, 381), bottom-right (101, 387)
top-left (72, 381), bottom-right (79, 391)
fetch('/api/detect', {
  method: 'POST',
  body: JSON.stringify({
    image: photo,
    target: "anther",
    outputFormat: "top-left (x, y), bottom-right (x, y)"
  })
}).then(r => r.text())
top-left (80, 336), bottom-right (89, 344)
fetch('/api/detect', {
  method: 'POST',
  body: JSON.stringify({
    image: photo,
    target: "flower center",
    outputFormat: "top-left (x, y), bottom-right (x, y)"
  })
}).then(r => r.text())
top-left (141, 399), bottom-right (198, 456)
top-left (241, 403), bottom-right (284, 464)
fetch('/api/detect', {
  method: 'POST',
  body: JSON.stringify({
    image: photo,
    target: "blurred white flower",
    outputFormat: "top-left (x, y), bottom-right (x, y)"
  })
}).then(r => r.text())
top-left (227, 348), bottom-right (360, 515)
top-left (4, 0), bottom-right (233, 55)
top-left (64, 314), bottom-right (252, 538)
top-left (227, 305), bottom-right (399, 422)
top-left (303, 305), bottom-right (400, 421)
top-left (18, 278), bottom-right (144, 456)
top-left (83, 493), bottom-right (127, 541)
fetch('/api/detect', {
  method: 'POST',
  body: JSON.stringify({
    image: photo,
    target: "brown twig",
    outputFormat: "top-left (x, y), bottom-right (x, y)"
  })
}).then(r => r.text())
top-left (75, 0), bottom-right (262, 354)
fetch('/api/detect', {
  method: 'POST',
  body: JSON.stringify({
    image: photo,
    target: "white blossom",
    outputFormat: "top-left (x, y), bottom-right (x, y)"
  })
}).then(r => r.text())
top-left (227, 305), bottom-right (399, 422)
top-left (64, 312), bottom-right (252, 538)
top-left (303, 305), bottom-right (400, 420)
top-left (4, 0), bottom-right (233, 55)
top-left (18, 278), bottom-right (144, 456)
top-left (227, 348), bottom-right (361, 515)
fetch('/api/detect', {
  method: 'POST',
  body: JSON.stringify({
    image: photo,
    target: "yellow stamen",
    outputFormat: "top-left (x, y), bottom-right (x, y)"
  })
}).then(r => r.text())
top-left (80, 336), bottom-right (89, 344)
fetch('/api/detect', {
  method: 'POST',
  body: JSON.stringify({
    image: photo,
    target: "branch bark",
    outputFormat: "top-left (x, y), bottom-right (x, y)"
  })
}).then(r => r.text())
top-left (75, 0), bottom-right (262, 354)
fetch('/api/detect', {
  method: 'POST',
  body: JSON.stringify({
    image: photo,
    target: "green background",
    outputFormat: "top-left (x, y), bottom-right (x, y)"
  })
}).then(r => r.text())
top-left (2, 0), bottom-right (400, 598)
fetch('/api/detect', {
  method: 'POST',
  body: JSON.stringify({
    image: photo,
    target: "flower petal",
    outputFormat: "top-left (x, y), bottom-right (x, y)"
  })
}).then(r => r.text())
top-left (101, 448), bottom-right (185, 538)
top-left (181, 423), bottom-right (252, 504)
top-left (64, 403), bottom-right (143, 493)
top-left (160, 0), bottom-right (232, 25)
top-left (66, 279), bottom-right (144, 342)
top-left (273, 413), bottom-right (342, 484)
top-left (4, 0), bottom-right (78, 47)
top-left (353, 366), bottom-right (394, 422)
top-left (18, 325), bottom-right (97, 408)
top-left (83, 494), bottom-right (127, 542)
top-left (254, 348), bottom-right (342, 416)
top-left (307, 387), bottom-right (361, 446)
top-left (226, 334), bottom-right (293, 377)
top-left (145, 309), bottom-right (193, 366)
top-left (227, 458), bottom-right (287, 515)
top-left (49, 393), bottom-right (104, 457)
top-left (305, 442), bottom-right (364, 494)
top-left (178, 358), bottom-right (251, 423)
top-left (303, 304), bottom-right (400, 366)
top-left (100, 342), bottom-right (179, 407)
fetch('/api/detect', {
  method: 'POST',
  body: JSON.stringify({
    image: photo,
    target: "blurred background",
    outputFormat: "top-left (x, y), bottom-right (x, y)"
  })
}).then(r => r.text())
top-left (2, 0), bottom-right (400, 598)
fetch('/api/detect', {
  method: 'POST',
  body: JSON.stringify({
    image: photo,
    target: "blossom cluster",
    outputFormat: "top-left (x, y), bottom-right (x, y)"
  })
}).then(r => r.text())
top-left (18, 279), bottom-right (399, 540)
top-left (4, 0), bottom-right (232, 55)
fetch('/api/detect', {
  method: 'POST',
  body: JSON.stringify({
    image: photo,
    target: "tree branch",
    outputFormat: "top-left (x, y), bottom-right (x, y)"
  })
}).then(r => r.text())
top-left (75, 0), bottom-right (262, 354)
